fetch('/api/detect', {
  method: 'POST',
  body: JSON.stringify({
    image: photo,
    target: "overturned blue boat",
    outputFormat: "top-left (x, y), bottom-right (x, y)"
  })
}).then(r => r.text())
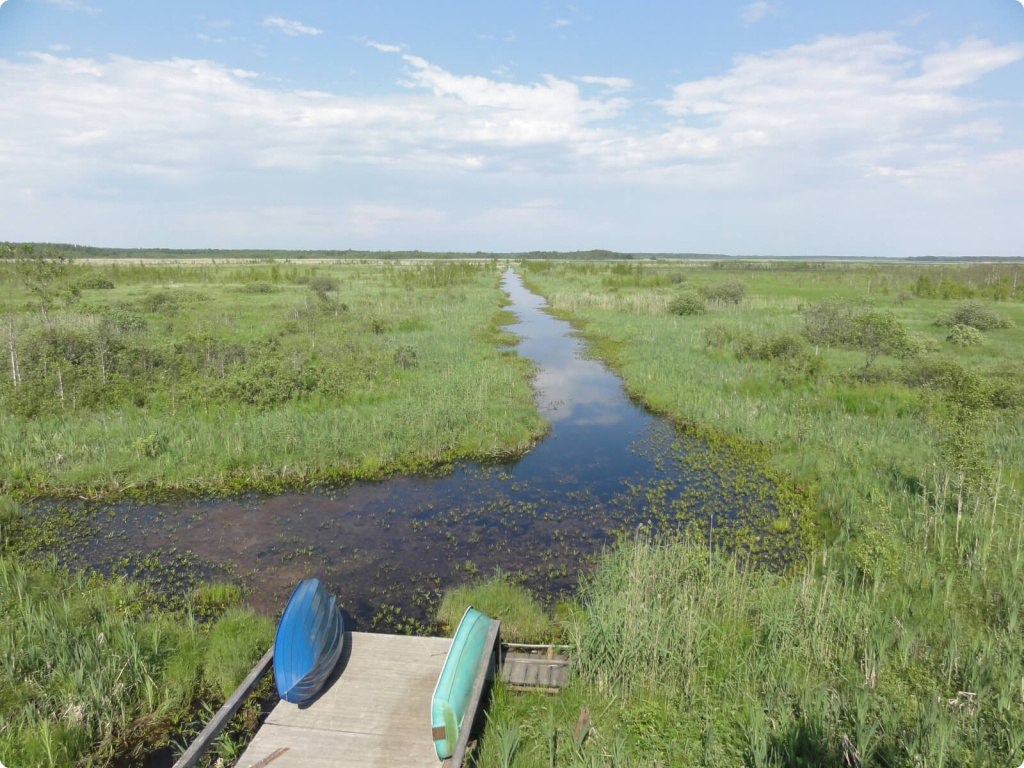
top-left (273, 578), bottom-right (344, 705)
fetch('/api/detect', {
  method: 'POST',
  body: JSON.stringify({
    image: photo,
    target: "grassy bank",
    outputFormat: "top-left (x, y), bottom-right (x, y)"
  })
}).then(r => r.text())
top-left (462, 260), bottom-right (1024, 767)
top-left (0, 496), bottom-right (274, 767)
top-left (0, 253), bottom-right (546, 496)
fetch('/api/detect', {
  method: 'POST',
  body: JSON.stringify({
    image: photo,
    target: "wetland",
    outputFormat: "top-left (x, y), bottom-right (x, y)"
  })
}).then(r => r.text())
top-left (20, 269), bottom-right (805, 631)
top-left (3, 253), bottom-right (1024, 767)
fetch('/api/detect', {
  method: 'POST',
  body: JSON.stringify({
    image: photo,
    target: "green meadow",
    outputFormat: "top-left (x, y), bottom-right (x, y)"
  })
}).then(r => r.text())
top-left (0, 250), bottom-right (546, 496)
top-left (459, 259), bottom-right (1024, 767)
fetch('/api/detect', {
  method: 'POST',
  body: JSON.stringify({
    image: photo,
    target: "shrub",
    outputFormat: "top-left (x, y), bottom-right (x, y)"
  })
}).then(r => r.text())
top-left (240, 282), bottom-right (278, 294)
top-left (904, 331), bottom-right (941, 357)
top-left (934, 301), bottom-right (1012, 331)
top-left (734, 330), bottom-right (805, 361)
top-left (393, 344), bottom-right (419, 370)
top-left (668, 291), bottom-right (706, 316)
top-left (802, 298), bottom-right (860, 347)
top-left (946, 324), bottom-right (984, 347)
top-left (77, 275), bottom-right (114, 290)
top-left (851, 310), bottom-right (911, 368)
top-left (700, 280), bottom-right (747, 304)
top-left (703, 322), bottom-right (734, 350)
top-left (985, 363), bottom-right (1024, 410)
top-left (899, 355), bottom-right (966, 389)
top-left (138, 291), bottom-right (179, 314)
top-left (101, 306), bottom-right (147, 333)
top-left (850, 363), bottom-right (895, 385)
top-left (307, 276), bottom-right (340, 295)
top-left (758, 332), bottom-right (807, 361)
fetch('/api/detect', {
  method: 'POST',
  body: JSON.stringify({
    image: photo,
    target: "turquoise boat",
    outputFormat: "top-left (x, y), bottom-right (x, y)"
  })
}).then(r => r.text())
top-left (431, 606), bottom-right (492, 760)
top-left (273, 578), bottom-right (344, 705)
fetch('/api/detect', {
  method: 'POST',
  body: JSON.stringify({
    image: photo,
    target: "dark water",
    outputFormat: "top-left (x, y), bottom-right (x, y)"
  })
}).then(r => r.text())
top-left (50, 270), bottom-right (792, 629)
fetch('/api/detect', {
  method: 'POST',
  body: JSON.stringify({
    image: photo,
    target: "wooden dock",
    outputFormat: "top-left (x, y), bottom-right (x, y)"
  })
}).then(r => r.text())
top-left (175, 624), bottom-right (570, 768)
top-left (501, 644), bottom-right (571, 693)
top-left (237, 632), bottom-right (452, 768)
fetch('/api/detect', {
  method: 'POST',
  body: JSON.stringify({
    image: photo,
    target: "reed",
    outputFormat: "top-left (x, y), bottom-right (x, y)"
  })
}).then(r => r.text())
top-left (0, 259), bottom-right (546, 496)
top-left (0, 551), bottom-right (272, 766)
top-left (466, 261), bottom-right (1024, 767)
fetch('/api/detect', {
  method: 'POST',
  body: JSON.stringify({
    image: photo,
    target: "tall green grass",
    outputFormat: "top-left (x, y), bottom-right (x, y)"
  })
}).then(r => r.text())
top-left (0, 260), bottom-right (546, 494)
top-left (0, 494), bottom-right (273, 766)
top-left (465, 261), bottom-right (1024, 767)
top-left (437, 573), bottom-right (555, 644)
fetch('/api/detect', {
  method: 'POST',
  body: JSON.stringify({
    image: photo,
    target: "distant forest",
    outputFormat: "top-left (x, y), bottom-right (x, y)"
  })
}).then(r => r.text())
top-left (2, 242), bottom-right (1021, 262)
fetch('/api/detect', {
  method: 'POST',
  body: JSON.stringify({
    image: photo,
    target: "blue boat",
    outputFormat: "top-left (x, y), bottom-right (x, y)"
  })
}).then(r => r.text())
top-left (273, 578), bottom-right (344, 705)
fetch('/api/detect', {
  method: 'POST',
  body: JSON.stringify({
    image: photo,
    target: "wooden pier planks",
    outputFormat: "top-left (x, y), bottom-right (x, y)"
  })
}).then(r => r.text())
top-left (236, 632), bottom-right (452, 768)
top-left (500, 649), bottom-right (570, 693)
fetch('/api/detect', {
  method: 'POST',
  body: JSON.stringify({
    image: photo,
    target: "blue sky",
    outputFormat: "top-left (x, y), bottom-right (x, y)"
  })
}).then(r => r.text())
top-left (1, 0), bottom-right (1022, 255)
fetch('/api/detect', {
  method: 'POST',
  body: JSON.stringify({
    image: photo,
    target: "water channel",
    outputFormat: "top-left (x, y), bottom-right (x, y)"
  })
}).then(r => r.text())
top-left (50, 270), bottom-right (798, 629)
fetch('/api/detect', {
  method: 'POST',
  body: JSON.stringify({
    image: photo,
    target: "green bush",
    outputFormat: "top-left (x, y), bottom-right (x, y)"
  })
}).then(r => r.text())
top-left (946, 323), bottom-right (984, 346)
top-left (240, 282), bottom-right (278, 294)
top-left (934, 301), bottom-right (1012, 331)
top-left (307, 276), bottom-right (340, 295)
top-left (77, 275), bottom-right (115, 290)
top-left (899, 354), bottom-right (967, 389)
top-left (904, 331), bottom-right (941, 356)
top-left (100, 306), bottom-right (147, 333)
top-left (734, 330), bottom-right (805, 361)
top-left (985, 363), bottom-right (1024, 410)
top-left (668, 291), bottom-right (706, 316)
top-left (700, 280), bottom-right (747, 304)
top-left (393, 344), bottom-right (419, 370)
top-left (802, 298), bottom-right (860, 347)
top-left (851, 310), bottom-right (911, 367)
top-left (702, 322), bottom-right (734, 349)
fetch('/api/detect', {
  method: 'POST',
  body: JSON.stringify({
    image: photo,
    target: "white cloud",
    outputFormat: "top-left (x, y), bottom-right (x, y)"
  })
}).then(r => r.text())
top-left (741, 1), bottom-right (770, 25)
top-left (659, 32), bottom-right (1024, 184)
top-left (552, 19), bottom-right (572, 27)
top-left (1, 34), bottom-right (1023, 253)
top-left (0, 0), bottom-right (11, 10)
top-left (366, 41), bottom-right (402, 53)
top-left (262, 17), bottom-right (323, 37)
top-left (577, 75), bottom-right (633, 91)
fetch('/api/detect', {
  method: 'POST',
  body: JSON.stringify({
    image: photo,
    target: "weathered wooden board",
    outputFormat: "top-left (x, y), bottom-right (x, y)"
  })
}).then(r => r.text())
top-left (236, 632), bottom-right (452, 768)
top-left (500, 650), bottom-right (571, 693)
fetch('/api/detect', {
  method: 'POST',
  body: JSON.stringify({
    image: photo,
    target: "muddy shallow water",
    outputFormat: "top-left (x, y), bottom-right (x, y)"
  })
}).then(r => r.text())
top-left (45, 270), bottom-right (792, 629)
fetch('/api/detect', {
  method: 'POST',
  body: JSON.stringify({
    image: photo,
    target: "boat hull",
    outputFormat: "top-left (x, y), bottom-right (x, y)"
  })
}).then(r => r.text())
top-left (273, 578), bottom-right (344, 705)
top-left (431, 606), bottom-right (491, 759)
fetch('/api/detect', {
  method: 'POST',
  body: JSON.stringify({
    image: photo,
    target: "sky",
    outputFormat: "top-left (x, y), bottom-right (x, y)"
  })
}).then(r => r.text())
top-left (0, 0), bottom-right (1023, 255)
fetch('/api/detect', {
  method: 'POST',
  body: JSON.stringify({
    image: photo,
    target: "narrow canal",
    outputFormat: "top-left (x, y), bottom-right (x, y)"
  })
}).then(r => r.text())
top-left (51, 269), bottom-right (800, 628)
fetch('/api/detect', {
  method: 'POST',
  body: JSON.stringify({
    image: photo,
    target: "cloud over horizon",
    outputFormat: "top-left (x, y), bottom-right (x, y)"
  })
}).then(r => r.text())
top-left (0, 31), bottom-right (1021, 252)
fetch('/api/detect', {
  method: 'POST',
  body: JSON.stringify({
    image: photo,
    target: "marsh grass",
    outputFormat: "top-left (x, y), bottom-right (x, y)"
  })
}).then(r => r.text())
top-left (465, 261), bottom-right (1024, 767)
top-left (0, 259), bottom-right (546, 495)
top-left (0, 545), bottom-right (273, 767)
top-left (437, 572), bottom-right (553, 644)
